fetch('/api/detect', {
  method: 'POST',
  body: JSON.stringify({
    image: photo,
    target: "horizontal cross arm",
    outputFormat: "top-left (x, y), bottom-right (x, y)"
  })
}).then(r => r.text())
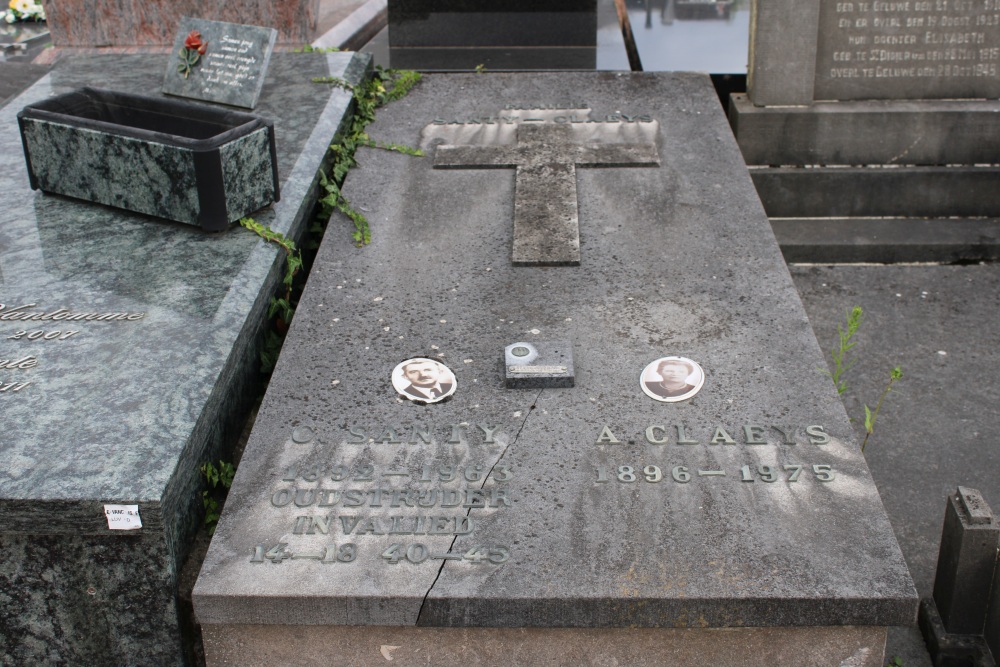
top-left (574, 143), bottom-right (660, 167)
top-left (434, 145), bottom-right (521, 168)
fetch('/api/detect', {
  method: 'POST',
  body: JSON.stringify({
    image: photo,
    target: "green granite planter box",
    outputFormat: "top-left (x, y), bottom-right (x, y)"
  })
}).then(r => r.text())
top-left (17, 87), bottom-right (279, 231)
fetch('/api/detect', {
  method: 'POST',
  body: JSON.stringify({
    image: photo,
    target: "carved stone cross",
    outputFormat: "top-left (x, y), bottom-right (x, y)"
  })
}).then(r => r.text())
top-left (433, 121), bottom-right (659, 266)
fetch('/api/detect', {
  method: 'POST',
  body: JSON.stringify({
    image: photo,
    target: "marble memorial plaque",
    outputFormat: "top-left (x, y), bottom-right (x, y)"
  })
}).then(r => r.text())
top-left (162, 17), bottom-right (277, 109)
top-left (194, 73), bottom-right (917, 659)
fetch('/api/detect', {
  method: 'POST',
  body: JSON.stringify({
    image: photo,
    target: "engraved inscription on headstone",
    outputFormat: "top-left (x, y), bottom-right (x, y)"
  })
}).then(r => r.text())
top-left (428, 109), bottom-right (659, 266)
top-left (162, 17), bottom-right (278, 109)
top-left (815, 0), bottom-right (1000, 99)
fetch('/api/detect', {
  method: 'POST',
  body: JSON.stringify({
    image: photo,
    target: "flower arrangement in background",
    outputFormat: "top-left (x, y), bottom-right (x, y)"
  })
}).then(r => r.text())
top-left (2, 0), bottom-right (46, 23)
top-left (177, 30), bottom-right (208, 78)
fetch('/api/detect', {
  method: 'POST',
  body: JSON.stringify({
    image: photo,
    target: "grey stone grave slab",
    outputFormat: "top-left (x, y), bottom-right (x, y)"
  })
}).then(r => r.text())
top-left (194, 72), bottom-right (917, 665)
top-left (0, 50), bottom-right (369, 665)
top-left (162, 17), bottom-right (277, 110)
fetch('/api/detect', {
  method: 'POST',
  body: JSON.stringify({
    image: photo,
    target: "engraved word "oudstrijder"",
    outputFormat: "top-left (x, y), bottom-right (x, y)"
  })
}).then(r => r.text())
top-left (271, 487), bottom-right (513, 509)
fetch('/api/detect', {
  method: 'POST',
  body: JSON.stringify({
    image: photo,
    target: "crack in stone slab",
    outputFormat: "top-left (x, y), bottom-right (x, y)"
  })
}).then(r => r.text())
top-left (415, 388), bottom-right (544, 624)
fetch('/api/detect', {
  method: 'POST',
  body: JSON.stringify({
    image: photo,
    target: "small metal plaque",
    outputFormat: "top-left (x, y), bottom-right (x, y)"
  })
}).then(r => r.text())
top-left (509, 365), bottom-right (567, 374)
top-left (640, 356), bottom-right (705, 403)
top-left (503, 341), bottom-right (574, 389)
top-left (391, 357), bottom-right (457, 404)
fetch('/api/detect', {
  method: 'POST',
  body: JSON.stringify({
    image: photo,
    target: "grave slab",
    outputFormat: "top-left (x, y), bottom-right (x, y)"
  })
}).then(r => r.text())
top-left (194, 72), bottom-right (917, 663)
top-left (0, 50), bottom-right (370, 665)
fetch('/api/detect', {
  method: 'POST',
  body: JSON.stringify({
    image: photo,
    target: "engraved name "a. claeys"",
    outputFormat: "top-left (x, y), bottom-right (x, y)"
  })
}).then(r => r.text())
top-left (596, 424), bottom-right (832, 445)
top-left (0, 303), bottom-right (145, 321)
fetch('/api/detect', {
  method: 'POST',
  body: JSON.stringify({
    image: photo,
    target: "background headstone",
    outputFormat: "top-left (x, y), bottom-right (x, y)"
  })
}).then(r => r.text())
top-left (732, 0), bottom-right (1000, 264)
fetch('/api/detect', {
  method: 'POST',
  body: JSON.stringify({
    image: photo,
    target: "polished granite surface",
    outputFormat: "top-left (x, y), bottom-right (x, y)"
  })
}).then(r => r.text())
top-left (0, 50), bottom-right (368, 665)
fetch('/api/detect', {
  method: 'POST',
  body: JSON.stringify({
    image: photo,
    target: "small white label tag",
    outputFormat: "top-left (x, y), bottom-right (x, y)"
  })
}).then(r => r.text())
top-left (104, 504), bottom-right (142, 530)
top-left (508, 365), bottom-right (567, 374)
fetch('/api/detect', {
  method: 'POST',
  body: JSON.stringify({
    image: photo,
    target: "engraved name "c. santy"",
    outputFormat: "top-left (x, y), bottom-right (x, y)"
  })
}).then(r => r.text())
top-left (0, 303), bottom-right (145, 321)
top-left (340, 423), bottom-right (503, 445)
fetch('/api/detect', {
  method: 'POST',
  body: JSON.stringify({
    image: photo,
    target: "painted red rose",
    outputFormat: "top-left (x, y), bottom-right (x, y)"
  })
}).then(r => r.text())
top-left (184, 30), bottom-right (207, 54)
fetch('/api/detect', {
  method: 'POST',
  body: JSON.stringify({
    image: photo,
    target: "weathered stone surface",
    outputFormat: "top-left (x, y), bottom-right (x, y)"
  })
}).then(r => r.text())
top-left (0, 50), bottom-right (369, 665)
top-left (750, 166), bottom-right (1000, 218)
top-left (203, 624), bottom-right (889, 666)
top-left (194, 72), bottom-right (916, 637)
top-left (747, 0), bottom-right (821, 106)
top-left (729, 94), bottom-right (1000, 166)
top-left (771, 217), bottom-right (1000, 264)
top-left (431, 116), bottom-right (659, 265)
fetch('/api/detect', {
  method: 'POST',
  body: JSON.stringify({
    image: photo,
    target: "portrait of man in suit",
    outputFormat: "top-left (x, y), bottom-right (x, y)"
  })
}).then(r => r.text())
top-left (392, 358), bottom-right (457, 404)
top-left (640, 356), bottom-right (704, 402)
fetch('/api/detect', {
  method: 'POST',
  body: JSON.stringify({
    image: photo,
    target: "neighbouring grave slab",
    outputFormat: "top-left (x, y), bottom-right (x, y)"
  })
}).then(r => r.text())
top-left (387, 0), bottom-right (597, 70)
top-left (0, 50), bottom-right (370, 665)
top-left (194, 72), bottom-right (917, 665)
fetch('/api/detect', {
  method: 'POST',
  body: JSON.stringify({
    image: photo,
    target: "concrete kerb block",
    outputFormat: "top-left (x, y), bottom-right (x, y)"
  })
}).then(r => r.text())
top-left (987, 550), bottom-right (1000, 662)
top-left (920, 487), bottom-right (1000, 666)
top-left (933, 487), bottom-right (999, 636)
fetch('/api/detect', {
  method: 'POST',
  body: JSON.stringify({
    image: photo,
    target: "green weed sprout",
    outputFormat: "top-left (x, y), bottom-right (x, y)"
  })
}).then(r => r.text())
top-left (862, 366), bottom-right (903, 453)
top-left (820, 305), bottom-right (863, 395)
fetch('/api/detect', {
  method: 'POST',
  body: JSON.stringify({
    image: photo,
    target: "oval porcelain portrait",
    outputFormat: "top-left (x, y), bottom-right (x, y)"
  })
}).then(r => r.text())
top-left (392, 358), bottom-right (457, 404)
top-left (640, 356), bottom-right (705, 403)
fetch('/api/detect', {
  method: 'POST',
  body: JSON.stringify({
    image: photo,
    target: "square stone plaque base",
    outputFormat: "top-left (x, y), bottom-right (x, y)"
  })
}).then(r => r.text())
top-left (203, 624), bottom-right (887, 666)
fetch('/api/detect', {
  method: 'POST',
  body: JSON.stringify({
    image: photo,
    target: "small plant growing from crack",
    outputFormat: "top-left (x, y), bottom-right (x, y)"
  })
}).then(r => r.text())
top-left (820, 305), bottom-right (903, 453)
